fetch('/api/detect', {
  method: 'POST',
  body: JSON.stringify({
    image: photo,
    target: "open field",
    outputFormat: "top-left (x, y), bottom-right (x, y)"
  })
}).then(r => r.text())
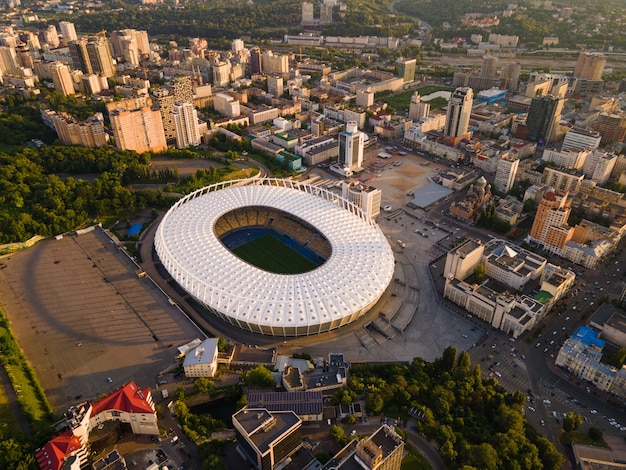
top-left (233, 234), bottom-right (318, 274)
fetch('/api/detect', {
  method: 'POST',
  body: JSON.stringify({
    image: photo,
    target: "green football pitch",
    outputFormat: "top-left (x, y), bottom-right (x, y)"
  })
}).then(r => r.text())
top-left (232, 234), bottom-right (319, 274)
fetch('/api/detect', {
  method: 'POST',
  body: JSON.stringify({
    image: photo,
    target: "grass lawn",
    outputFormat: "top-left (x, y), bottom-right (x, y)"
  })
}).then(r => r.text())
top-left (560, 430), bottom-right (608, 447)
top-left (381, 85), bottom-right (452, 111)
top-left (0, 385), bottom-right (18, 436)
top-left (232, 234), bottom-right (318, 274)
top-left (401, 447), bottom-right (433, 470)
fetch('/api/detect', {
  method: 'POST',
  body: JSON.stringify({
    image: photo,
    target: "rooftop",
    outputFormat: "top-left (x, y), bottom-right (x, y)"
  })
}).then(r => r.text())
top-left (233, 408), bottom-right (301, 454)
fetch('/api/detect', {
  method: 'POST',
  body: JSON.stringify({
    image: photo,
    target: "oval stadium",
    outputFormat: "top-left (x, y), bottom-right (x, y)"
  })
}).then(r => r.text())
top-left (154, 178), bottom-right (395, 337)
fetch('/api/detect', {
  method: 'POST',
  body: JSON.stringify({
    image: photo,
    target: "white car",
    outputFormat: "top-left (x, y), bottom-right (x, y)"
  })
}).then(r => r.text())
top-left (383, 205), bottom-right (393, 212)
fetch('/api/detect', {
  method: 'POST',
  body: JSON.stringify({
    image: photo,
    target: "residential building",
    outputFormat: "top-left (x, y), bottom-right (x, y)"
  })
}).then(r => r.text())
top-left (541, 148), bottom-right (588, 170)
top-left (322, 424), bottom-right (404, 470)
top-left (233, 408), bottom-right (302, 470)
top-left (341, 181), bottom-right (382, 220)
top-left (528, 189), bottom-right (573, 255)
top-left (43, 25), bottom-right (60, 48)
top-left (49, 61), bottom-right (75, 96)
top-left (47, 111), bottom-right (108, 148)
top-left (573, 52), bottom-right (606, 81)
top-left (501, 62), bottom-right (521, 91)
top-left (69, 36), bottom-right (115, 78)
top-left (583, 150), bottom-right (617, 184)
top-left (542, 167), bottom-right (585, 194)
top-left (338, 121), bottom-right (364, 174)
top-left (261, 50), bottom-right (289, 74)
top-left (212, 61), bottom-right (231, 87)
top-left (588, 303), bottom-right (626, 348)
top-left (267, 75), bottom-right (284, 97)
top-left (539, 263), bottom-right (576, 303)
top-left (173, 101), bottom-right (201, 148)
top-left (182, 338), bottom-right (219, 377)
top-left (592, 111), bottom-right (626, 146)
top-left (0, 45), bottom-right (19, 74)
top-left (58, 21), bottom-right (77, 43)
top-left (494, 155), bottom-right (519, 193)
top-left (526, 94), bottom-right (563, 144)
top-left (109, 106), bottom-right (167, 153)
top-left (561, 127), bottom-right (601, 152)
top-left (443, 239), bottom-right (484, 281)
top-left (444, 87), bottom-right (473, 145)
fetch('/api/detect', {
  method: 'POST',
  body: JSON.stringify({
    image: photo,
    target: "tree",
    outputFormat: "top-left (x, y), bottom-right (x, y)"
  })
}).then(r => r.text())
top-left (608, 347), bottom-right (626, 368)
top-left (563, 411), bottom-right (583, 432)
top-left (193, 377), bottom-right (214, 395)
top-left (588, 427), bottom-right (603, 441)
top-left (329, 425), bottom-right (349, 446)
top-left (174, 386), bottom-right (186, 401)
top-left (242, 365), bottom-right (275, 388)
top-left (473, 263), bottom-right (486, 284)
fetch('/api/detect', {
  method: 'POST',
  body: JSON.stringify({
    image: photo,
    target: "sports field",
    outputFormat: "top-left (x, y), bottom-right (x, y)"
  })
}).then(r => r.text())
top-left (232, 234), bottom-right (319, 274)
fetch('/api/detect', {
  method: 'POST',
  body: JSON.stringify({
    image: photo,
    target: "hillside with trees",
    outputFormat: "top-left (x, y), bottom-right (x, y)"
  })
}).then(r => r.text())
top-left (347, 347), bottom-right (563, 470)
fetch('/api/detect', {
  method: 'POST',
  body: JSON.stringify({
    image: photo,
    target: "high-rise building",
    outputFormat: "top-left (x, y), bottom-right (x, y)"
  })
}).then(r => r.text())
top-left (444, 87), bottom-right (473, 143)
top-left (43, 25), bottom-right (60, 48)
top-left (320, 2), bottom-right (333, 24)
top-left (502, 62), bottom-right (521, 91)
top-left (212, 61), bottom-right (231, 87)
top-left (232, 38), bottom-right (244, 53)
top-left (68, 38), bottom-right (91, 74)
top-left (526, 94), bottom-right (563, 144)
top-left (267, 75), bottom-right (284, 97)
top-left (250, 46), bottom-right (262, 74)
top-left (573, 52), bottom-right (606, 81)
top-left (444, 239), bottom-right (485, 281)
top-left (232, 408), bottom-right (301, 470)
top-left (152, 75), bottom-right (194, 141)
top-left (408, 92), bottom-right (429, 121)
top-left (50, 61), bottom-right (75, 96)
top-left (15, 44), bottom-right (33, 70)
top-left (494, 155), bottom-right (519, 193)
top-left (396, 57), bottom-right (416, 83)
top-left (0, 46), bottom-right (18, 74)
top-left (592, 111), bottom-right (626, 145)
top-left (52, 113), bottom-right (108, 147)
top-left (86, 36), bottom-right (115, 77)
top-left (528, 189), bottom-right (573, 254)
top-left (261, 50), bottom-right (288, 74)
top-left (59, 21), bottom-right (77, 43)
top-left (110, 29), bottom-right (150, 58)
top-left (480, 55), bottom-right (498, 79)
top-left (338, 121), bottom-right (364, 173)
top-left (301, 2), bottom-right (314, 24)
top-left (173, 101), bottom-right (201, 149)
top-left (110, 107), bottom-right (166, 153)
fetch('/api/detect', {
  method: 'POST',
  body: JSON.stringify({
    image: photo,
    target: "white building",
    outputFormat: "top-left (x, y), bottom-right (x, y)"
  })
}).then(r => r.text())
top-left (341, 182), bottom-right (382, 220)
top-left (483, 239), bottom-right (547, 291)
top-left (542, 167), bottom-right (585, 194)
top-left (541, 148), bottom-right (588, 169)
top-left (583, 150), bottom-right (617, 184)
top-left (443, 239), bottom-right (485, 280)
top-left (337, 121), bottom-right (364, 175)
top-left (173, 101), bottom-right (201, 148)
top-left (214, 93), bottom-right (240, 118)
top-left (58, 21), bottom-right (77, 43)
top-left (494, 155), bottom-right (519, 193)
top-left (183, 338), bottom-right (219, 378)
top-left (561, 127), bottom-right (601, 152)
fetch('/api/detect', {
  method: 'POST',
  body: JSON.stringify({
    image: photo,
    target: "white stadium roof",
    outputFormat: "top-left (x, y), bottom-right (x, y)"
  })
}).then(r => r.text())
top-left (154, 178), bottom-right (395, 337)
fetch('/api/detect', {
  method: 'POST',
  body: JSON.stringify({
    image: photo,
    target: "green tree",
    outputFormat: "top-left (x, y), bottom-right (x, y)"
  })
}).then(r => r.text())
top-left (193, 377), bottom-right (214, 395)
top-left (563, 411), bottom-right (583, 432)
top-left (174, 386), bottom-right (186, 401)
top-left (242, 365), bottom-right (275, 388)
top-left (0, 438), bottom-right (36, 470)
top-left (473, 264), bottom-right (486, 283)
top-left (588, 427), bottom-right (603, 441)
top-left (329, 425), bottom-right (349, 446)
top-left (608, 347), bottom-right (626, 368)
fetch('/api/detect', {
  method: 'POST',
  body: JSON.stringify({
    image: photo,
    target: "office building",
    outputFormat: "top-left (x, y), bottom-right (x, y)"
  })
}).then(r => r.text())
top-left (214, 93), bottom-right (241, 118)
top-left (526, 94), bottom-right (563, 144)
top-left (322, 424), bottom-right (404, 470)
top-left (341, 181), bottom-right (382, 220)
top-left (233, 408), bottom-right (302, 470)
top-left (58, 21), bottom-right (77, 43)
top-left (444, 87), bottom-right (473, 144)
top-left (494, 155), bottom-right (519, 193)
top-left (396, 57), bottom-right (416, 83)
top-left (502, 62), bottom-right (521, 91)
top-left (69, 36), bottom-right (115, 78)
top-left (528, 189), bottom-right (573, 254)
top-left (110, 106), bottom-right (167, 153)
top-left (561, 127), bottom-right (601, 152)
top-left (583, 150), bottom-right (617, 184)
top-left (50, 61), bottom-right (75, 96)
top-left (338, 121), bottom-right (364, 173)
top-left (182, 338), bottom-right (218, 377)
top-left (110, 29), bottom-right (150, 58)
top-left (212, 61), bottom-right (231, 87)
top-left (443, 239), bottom-right (484, 280)
top-left (408, 92), bottom-right (429, 121)
top-left (480, 55), bottom-right (498, 79)
top-left (573, 52), bottom-right (606, 81)
top-left (232, 38), bottom-right (244, 53)
top-left (173, 101), bottom-right (201, 149)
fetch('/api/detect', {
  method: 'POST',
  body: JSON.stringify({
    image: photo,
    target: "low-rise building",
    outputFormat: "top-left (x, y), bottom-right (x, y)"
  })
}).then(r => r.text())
top-left (182, 338), bottom-right (219, 378)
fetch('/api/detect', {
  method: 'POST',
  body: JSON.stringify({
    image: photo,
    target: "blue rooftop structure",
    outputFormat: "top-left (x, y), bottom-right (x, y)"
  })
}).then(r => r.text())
top-left (572, 326), bottom-right (605, 350)
top-left (127, 224), bottom-right (142, 236)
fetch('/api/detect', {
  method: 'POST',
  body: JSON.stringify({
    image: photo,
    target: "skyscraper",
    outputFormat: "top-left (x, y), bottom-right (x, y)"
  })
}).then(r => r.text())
top-left (110, 106), bottom-right (167, 153)
top-left (250, 46), bottom-right (262, 74)
top-left (86, 36), bottom-right (115, 77)
top-left (528, 189), bottom-right (573, 254)
top-left (173, 101), bottom-right (201, 149)
top-left (0, 46), bottom-right (18, 74)
top-left (338, 121), bottom-right (364, 174)
top-left (396, 57), bottom-right (416, 83)
top-left (494, 155), bottom-right (519, 194)
top-left (526, 94), bottom-right (563, 144)
top-left (480, 55), bottom-right (497, 79)
top-left (502, 62), bottom-right (521, 91)
top-left (444, 87), bottom-right (473, 143)
top-left (301, 2), bottom-right (314, 24)
top-left (50, 61), bottom-right (75, 96)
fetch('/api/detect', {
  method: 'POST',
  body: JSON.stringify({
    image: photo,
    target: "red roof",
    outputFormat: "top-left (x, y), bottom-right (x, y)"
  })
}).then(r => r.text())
top-left (91, 381), bottom-right (154, 416)
top-left (36, 430), bottom-right (82, 470)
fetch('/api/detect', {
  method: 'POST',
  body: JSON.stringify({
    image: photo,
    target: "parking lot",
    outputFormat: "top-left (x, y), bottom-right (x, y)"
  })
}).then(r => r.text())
top-left (0, 227), bottom-right (203, 411)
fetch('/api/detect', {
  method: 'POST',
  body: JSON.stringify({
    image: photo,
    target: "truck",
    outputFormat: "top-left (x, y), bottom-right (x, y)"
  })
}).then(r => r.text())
top-left (161, 389), bottom-right (169, 399)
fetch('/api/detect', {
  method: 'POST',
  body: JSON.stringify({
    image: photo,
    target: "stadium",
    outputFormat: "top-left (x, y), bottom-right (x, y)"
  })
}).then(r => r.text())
top-left (154, 178), bottom-right (395, 337)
